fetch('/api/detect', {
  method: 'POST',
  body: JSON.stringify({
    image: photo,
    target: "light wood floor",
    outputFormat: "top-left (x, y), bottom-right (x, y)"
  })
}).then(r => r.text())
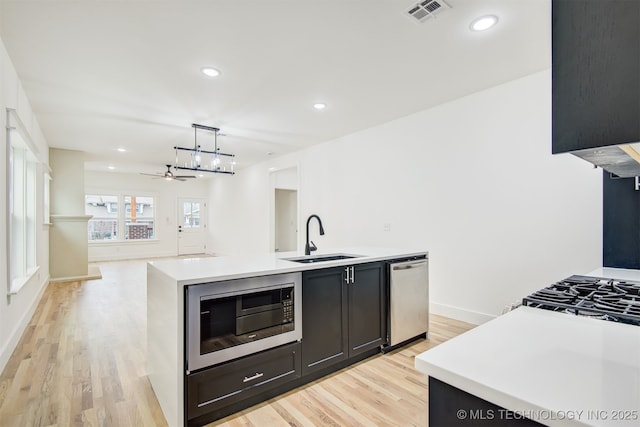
top-left (0, 260), bottom-right (474, 427)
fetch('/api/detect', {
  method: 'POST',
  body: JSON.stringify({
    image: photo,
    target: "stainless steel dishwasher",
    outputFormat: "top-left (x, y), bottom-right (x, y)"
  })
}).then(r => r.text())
top-left (387, 257), bottom-right (429, 349)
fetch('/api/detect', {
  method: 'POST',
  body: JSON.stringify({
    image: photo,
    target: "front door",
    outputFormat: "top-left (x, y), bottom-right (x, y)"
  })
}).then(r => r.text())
top-left (178, 198), bottom-right (207, 255)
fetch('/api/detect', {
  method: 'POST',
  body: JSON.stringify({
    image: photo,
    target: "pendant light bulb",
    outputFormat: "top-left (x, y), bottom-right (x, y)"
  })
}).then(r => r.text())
top-left (194, 146), bottom-right (202, 167)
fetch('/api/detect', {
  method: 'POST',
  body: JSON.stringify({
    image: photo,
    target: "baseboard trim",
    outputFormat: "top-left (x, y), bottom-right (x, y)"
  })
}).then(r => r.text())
top-left (49, 265), bottom-right (102, 283)
top-left (0, 274), bottom-right (50, 375)
top-left (88, 250), bottom-right (178, 263)
top-left (88, 251), bottom-right (216, 263)
top-left (430, 301), bottom-right (495, 325)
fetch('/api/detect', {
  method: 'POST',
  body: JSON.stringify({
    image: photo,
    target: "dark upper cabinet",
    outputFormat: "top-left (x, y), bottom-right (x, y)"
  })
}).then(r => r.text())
top-left (552, 0), bottom-right (640, 154)
top-left (603, 174), bottom-right (640, 269)
top-left (552, 0), bottom-right (640, 177)
top-left (301, 262), bottom-right (387, 376)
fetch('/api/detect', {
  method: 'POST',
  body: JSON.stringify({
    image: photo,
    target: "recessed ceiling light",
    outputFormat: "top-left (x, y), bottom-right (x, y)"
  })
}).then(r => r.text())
top-left (107, 165), bottom-right (116, 170)
top-left (470, 15), bottom-right (498, 32)
top-left (117, 148), bottom-right (126, 152)
top-left (201, 67), bottom-right (220, 77)
top-left (198, 174), bottom-right (204, 178)
top-left (313, 103), bottom-right (327, 110)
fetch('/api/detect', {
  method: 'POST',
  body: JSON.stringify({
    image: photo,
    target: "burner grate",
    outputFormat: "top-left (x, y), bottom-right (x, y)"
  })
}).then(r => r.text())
top-left (523, 275), bottom-right (640, 326)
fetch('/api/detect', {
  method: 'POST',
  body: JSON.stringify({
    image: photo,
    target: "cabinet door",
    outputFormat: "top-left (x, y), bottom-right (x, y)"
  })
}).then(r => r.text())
top-left (603, 174), bottom-right (640, 268)
top-left (348, 263), bottom-right (387, 357)
top-left (552, 0), bottom-right (640, 154)
top-left (301, 267), bottom-right (348, 375)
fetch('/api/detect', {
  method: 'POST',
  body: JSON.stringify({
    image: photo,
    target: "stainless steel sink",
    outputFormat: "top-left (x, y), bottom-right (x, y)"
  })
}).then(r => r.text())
top-left (284, 254), bottom-right (362, 264)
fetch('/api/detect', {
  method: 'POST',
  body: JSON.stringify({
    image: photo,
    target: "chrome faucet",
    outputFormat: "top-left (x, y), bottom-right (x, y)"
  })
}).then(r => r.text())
top-left (305, 214), bottom-right (325, 255)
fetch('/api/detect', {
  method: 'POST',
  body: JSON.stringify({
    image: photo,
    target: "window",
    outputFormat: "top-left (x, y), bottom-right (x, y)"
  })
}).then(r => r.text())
top-left (182, 201), bottom-right (201, 228)
top-left (8, 111), bottom-right (39, 294)
top-left (85, 194), bottom-right (155, 241)
top-left (124, 196), bottom-right (155, 240)
top-left (86, 194), bottom-right (118, 241)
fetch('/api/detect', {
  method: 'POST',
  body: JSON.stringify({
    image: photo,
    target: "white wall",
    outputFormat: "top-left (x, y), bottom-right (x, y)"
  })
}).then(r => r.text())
top-left (208, 70), bottom-right (603, 324)
top-left (50, 148), bottom-right (86, 214)
top-left (273, 167), bottom-right (298, 190)
top-left (85, 171), bottom-right (211, 261)
top-left (0, 38), bottom-right (50, 374)
top-left (49, 148), bottom-right (91, 280)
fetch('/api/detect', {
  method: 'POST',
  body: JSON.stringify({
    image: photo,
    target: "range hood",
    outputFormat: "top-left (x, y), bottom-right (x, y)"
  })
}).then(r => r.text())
top-left (571, 143), bottom-right (640, 178)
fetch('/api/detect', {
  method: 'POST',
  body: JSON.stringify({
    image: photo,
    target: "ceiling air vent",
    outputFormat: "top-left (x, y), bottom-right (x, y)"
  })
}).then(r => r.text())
top-left (405, 0), bottom-right (451, 23)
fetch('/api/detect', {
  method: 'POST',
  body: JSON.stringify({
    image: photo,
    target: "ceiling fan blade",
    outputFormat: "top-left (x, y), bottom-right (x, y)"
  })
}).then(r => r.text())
top-left (141, 165), bottom-right (196, 181)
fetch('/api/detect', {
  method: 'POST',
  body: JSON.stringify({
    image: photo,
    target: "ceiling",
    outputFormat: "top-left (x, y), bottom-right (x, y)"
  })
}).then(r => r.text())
top-left (0, 0), bottom-right (550, 177)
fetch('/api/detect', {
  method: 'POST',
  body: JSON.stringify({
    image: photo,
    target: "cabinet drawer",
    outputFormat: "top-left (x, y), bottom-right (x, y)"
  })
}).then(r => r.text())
top-left (186, 342), bottom-right (301, 420)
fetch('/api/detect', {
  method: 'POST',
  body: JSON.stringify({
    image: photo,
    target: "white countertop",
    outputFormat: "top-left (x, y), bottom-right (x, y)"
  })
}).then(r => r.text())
top-left (587, 267), bottom-right (640, 282)
top-left (415, 268), bottom-right (640, 427)
top-left (148, 246), bottom-right (426, 286)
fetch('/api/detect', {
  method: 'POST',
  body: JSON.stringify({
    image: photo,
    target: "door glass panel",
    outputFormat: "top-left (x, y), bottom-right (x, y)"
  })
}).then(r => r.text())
top-left (183, 202), bottom-right (201, 228)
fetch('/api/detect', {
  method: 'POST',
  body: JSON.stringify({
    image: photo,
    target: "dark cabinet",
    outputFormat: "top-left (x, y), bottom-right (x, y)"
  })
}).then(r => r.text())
top-left (186, 342), bottom-right (301, 422)
top-left (429, 377), bottom-right (543, 426)
top-left (552, 0), bottom-right (640, 154)
top-left (300, 266), bottom-right (348, 375)
top-left (603, 174), bottom-right (640, 269)
top-left (347, 263), bottom-right (387, 356)
top-left (301, 262), bottom-right (386, 376)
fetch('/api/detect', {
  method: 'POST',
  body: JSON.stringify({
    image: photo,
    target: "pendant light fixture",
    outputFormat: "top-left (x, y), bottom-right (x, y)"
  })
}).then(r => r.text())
top-left (174, 123), bottom-right (236, 175)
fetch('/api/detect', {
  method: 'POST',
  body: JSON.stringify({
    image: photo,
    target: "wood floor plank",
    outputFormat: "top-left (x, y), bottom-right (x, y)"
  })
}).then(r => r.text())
top-left (316, 379), bottom-right (391, 427)
top-left (270, 399), bottom-right (317, 427)
top-left (0, 259), bottom-right (474, 427)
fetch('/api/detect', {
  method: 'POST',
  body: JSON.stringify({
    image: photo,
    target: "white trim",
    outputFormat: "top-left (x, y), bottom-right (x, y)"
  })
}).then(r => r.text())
top-left (6, 110), bottom-right (10, 299)
top-left (43, 171), bottom-right (51, 224)
top-left (6, 108), bottom-right (41, 160)
top-left (88, 249), bottom-right (180, 263)
top-left (7, 109), bottom-right (40, 295)
top-left (8, 266), bottom-right (40, 296)
top-left (430, 301), bottom-right (495, 325)
top-left (85, 192), bottom-right (157, 243)
top-left (48, 268), bottom-right (102, 284)
top-left (88, 238), bottom-right (160, 246)
top-left (50, 214), bottom-right (93, 222)
top-left (0, 274), bottom-right (49, 376)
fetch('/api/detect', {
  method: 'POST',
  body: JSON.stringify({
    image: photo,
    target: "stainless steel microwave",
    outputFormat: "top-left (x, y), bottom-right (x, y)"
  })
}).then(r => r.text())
top-left (186, 272), bottom-right (302, 373)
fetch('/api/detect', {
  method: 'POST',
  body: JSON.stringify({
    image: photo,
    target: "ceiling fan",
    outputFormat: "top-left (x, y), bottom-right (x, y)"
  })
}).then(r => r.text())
top-left (141, 164), bottom-right (196, 181)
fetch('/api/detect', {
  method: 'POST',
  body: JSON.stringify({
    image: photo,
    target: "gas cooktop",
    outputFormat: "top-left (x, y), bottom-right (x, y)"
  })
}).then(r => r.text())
top-left (522, 275), bottom-right (640, 326)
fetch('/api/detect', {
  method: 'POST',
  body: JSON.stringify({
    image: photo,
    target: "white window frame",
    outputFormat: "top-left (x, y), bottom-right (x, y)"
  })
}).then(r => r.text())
top-left (43, 171), bottom-right (51, 224)
top-left (124, 195), bottom-right (155, 241)
top-left (86, 193), bottom-right (119, 241)
top-left (86, 193), bottom-right (157, 243)
top-left (6, 109), bottom-right (41, 295)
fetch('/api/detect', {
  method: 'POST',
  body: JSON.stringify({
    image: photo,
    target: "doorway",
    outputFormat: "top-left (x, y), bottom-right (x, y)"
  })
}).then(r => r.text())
top-left (178, 198), bottom-right (208, 255)
top-left (275, 189), bottom-right (298, 252)
top-left (271, 166), bottom-right (299, 253)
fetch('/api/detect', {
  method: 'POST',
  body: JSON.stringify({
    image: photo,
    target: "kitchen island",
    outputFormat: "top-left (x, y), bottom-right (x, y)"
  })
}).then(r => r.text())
top-left (147, 247), bottom-right (427, 427)
top-left (415, 268), bottom-right (640, 427)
